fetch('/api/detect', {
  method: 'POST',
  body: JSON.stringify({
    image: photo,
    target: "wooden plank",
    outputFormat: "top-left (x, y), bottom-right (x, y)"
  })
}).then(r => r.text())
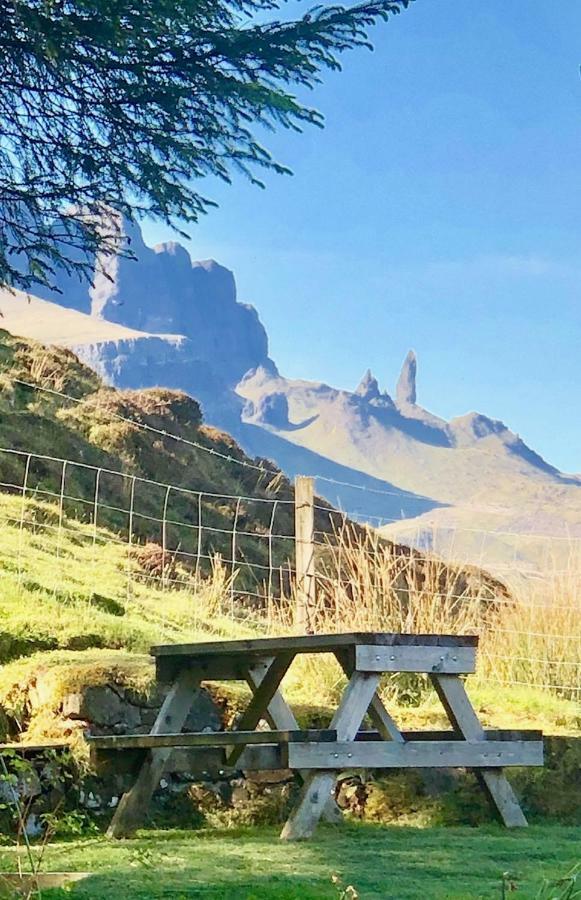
top-left (88, 729), bottom-right (337, 750)
top-left (226, 653), bottom-right (294, 766)
top-left (92, 744), bottom-right (287, 776)
top-left (294, 475), bottom-right (316, 631)
top-left (431, 674), bottom-right (530, 828)
top-left (335, 648), bottom-right (404, 743)
top-left (355, 645), bottom-right (476, 675)
top-left (355, 729), bottom-right (543, 743)
top-left (95, 736), bottom-right (542, 779)
top-left (156, 657), bottom-right (247, 684)
top-left (288, 740), bottom-right (544, 770)
top-left (151, 632), bottom-right (479, 660)
top-left (107, 668), bottom-right (200, 839)
top-left (246, 660), bottom-right (299, 733)
top-left (280, 672), bottom-right (380, 840)
top-left (246, 660), bottom-right (343, 826)
top-left (0, 741), bottom-right (68, 753)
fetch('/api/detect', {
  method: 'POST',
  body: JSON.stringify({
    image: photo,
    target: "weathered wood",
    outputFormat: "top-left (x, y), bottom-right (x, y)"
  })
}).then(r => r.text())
top-left (355, 644), bottom-right (476, 675)
top-left (294, 475), bottom-right (316, 631)
top-left (0, 741), bottom-right (68, 753)
top-left (92, 744), bottom-right (288, 776)
top-left (246, 660), bottom-right (343, 825)
top-left (288, 740), bottom-right (544, 770)
top-left (91, 731), bottom-right (544, 777)
top-left (226, 653), bottom-right (294, 766)
top-left (151, 632), bottom-right (479, 661)
top-left (355, 729), bottom-right (543, 743)
top-left (335, 648), bottom-right (403, 743)
top-left (88, 729), bottom-right (337, 751)
top-left (246, 659), bottom-right (299, 732)
top-left (431, 674), bottom-right (530, 827)
top-left (280, 672), bottom-right (380, 840)
top-left (107, 667), bottom-right (200, 839)
top-left (156, 657), bottom-right (247, 684)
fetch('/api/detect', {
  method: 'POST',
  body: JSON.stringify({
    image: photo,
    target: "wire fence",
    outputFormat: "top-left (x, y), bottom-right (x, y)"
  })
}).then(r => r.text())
top-left (309, 496), bottom-right (581, 700)
top-left (0, 444), bottom-right (579, 700)
top-left (0, 446), bottom-right (299, 613)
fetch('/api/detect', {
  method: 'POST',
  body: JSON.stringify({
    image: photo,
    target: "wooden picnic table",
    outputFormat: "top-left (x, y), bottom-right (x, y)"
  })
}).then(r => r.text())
top-left (89, 633), bottom-right (543, 840)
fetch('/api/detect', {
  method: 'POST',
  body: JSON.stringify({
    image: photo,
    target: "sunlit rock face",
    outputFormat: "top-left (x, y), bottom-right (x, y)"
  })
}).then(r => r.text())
top-left (35, 216), bottom-right (271, 389)
top-left (8, 222), bottom-right (581, 573)
top-left (396, 349), bottom-right (417, 408)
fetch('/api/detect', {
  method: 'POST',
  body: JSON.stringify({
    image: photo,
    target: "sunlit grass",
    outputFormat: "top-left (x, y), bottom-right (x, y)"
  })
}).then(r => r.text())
top-left (0, 491), bottom-right (578, 739)
top-left (0, 824), bottom-right (579, 899)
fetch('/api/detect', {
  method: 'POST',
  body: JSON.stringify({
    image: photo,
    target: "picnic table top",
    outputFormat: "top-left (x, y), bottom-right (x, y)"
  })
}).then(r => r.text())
top-left (151, 632), bottom-right (478, 659)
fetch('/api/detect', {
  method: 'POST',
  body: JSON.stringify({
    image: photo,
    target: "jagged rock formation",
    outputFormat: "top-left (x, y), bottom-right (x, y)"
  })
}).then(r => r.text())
top-left (354, 370), bottom-right (395, 411)
top-left (2, 222), bottom-right (581, 574)
top-left (33, 216), bottom-right (272, 395)
top-left (13, 216), bottom-right (274, 425)
top-left (237, 350), bottom-right (581, 574)
top-left (355, 369), bottom-right (381, 402)
top-left (396, 349), bottom-right (417, 407)
top-left (0, 287), bottom-right (243, 426)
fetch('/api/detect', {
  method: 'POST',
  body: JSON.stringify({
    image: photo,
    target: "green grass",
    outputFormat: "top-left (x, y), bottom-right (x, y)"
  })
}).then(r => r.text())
top-left (0, 486), bottom-right (578, 749)
top-left (0, 824), bottom-right (579, 899)
top-left (0, 328), bottom-right (299, 593)
top-left (0, 489), bottom-right (261, 663)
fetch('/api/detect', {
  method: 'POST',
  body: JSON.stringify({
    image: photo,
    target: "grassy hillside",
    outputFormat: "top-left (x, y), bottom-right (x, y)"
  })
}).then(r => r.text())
top-left (0, 329), bottom-right (305, 590)
top-left (0, 483), bottom-right (578, 748)
top-left (0, 328), bottom-right (578, 751)
top-left (239, 365), bottom-right (581, 577)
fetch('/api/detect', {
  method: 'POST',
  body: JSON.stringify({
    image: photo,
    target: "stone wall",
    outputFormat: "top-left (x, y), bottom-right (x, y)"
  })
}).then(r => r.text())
top-left (2, 673), bottom-right (580, 834)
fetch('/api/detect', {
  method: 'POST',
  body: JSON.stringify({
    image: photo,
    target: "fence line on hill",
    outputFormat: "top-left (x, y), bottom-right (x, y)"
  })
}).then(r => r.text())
top-left (0, 446), bottom-right (299, 615)
top-left (0, 446), bottom-right (578, 699)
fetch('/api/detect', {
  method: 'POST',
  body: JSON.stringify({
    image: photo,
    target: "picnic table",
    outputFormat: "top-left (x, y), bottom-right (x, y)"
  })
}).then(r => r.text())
top-left (88, 633), bottom-right (543, 840)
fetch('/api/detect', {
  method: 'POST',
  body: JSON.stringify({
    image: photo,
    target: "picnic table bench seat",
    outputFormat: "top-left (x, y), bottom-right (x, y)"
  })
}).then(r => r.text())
top-left (0, 741), bottom-right (68, 754)
top-left (87, 728), bottom-right (337, 764)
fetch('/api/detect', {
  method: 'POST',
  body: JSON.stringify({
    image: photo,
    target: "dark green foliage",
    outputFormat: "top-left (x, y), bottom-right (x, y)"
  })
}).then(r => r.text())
top-left (362, 738), bottom-right (581, 827)
top-left (0, 0), bottom-right (412, 291)
top-left (513, 736), bottom-right (581, 825)
top-left (0, 747), bottom-right (80, 842)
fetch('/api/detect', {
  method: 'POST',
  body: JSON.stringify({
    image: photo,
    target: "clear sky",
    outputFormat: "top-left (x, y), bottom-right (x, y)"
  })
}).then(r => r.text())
top-left (143, 0), bottom-right (581, 474)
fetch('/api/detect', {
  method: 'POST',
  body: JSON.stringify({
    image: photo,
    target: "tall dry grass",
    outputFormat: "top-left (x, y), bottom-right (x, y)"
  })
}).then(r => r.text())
top-left (263, 524), bottom-right (581, 702)
top-left (480, 558), bottom-right (581, 700)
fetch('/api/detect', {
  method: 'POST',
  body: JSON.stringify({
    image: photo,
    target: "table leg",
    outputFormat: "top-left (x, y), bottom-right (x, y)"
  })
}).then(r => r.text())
top-left (107, 667), bottom-right (200, 839)
top-left (335, 650), bottom-right (404, 743)
top-left (226, 653), bottom-right (294, 766)
top-left (246, 659), bottom-right (342, 825)
top-left (281, 671), bottom-right (380, 840)
top-left (430, 674), bottom-right (528, 827)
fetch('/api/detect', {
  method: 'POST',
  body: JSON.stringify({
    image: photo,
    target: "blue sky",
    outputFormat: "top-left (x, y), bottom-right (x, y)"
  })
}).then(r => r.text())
top-left (144, 0), bottom-right (581, 474)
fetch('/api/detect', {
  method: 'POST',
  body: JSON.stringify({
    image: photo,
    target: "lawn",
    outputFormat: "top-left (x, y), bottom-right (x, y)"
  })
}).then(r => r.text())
top-left (0, 824), bottom-right (579, 899)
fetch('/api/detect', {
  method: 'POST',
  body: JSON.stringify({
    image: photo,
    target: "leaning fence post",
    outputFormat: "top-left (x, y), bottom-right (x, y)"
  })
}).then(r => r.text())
top-left (294, 475), bottom-right (315, 632)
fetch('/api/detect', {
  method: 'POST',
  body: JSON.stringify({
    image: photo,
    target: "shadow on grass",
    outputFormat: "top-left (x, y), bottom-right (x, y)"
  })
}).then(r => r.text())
top-left (22, 823), bottom-right (581, 900)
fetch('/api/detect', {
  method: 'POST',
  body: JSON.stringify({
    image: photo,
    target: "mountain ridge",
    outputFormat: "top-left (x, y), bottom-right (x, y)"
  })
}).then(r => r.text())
top-left (2, 216), bottom-right (579, 574)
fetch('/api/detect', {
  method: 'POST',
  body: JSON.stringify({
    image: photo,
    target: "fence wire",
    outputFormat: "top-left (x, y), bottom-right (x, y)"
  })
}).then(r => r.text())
top-left (0, 445), bottom-right (578, 700)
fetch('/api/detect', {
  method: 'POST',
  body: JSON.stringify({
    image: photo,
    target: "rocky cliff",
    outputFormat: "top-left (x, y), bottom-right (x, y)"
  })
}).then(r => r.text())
top-left (3, 218), bottom-right (581, 575)
top-left (32, 216), bottom-right (272, 414)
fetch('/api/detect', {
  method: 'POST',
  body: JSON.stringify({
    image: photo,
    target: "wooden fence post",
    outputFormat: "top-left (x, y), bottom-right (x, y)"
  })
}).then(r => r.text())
top-left (294, 476), bottom-right (316, 632)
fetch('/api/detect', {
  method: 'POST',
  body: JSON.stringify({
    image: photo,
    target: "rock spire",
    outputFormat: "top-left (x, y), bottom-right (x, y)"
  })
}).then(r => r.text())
top-left (355, 369), bottom-right (381, 402)
top-left (396, 350), bottom-right (417, 407)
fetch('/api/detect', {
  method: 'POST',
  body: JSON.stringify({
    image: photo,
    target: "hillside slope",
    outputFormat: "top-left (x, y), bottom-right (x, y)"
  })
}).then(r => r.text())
top-left (2, 217), bottom-right (580, 574)
top-left (238, 360), bottom-right (581, 573)
top-left (0, 328), bottom-right (302, 592)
